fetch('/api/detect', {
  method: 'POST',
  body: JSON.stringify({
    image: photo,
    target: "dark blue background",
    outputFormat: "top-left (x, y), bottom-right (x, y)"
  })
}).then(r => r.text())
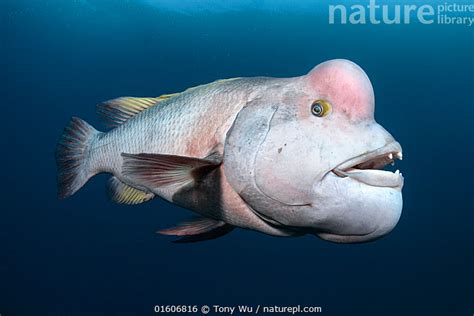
top-left (2, 1), bottom-right (473, 315)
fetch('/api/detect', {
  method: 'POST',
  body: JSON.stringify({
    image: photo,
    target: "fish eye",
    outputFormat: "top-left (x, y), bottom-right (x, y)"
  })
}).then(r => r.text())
top-left (311, 99), bottom-right (331, 117)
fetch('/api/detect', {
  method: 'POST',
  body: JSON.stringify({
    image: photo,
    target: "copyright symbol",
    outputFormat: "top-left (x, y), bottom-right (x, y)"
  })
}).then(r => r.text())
top-left (201, 305), bottom-right (210, 314)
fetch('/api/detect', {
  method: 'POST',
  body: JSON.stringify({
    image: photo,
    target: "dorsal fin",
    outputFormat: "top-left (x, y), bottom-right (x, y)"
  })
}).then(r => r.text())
top-left (96, 78), bottom-right (241, 128)
top-left (96, 94), bottom-right (178, 127)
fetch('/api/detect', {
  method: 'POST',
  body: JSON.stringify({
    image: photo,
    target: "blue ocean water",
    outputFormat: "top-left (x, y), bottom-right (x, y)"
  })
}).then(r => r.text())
top-left (2, 1), bottom-right (473, 315)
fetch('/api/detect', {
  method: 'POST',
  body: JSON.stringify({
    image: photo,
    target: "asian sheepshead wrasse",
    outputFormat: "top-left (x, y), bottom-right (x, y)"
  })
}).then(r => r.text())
top-left (56, 59), bottom-right (404, 243)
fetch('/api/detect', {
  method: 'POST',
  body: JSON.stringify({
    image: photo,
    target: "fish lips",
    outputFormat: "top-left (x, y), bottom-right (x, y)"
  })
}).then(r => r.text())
top-left (330, 141), bottom-right (404, 190)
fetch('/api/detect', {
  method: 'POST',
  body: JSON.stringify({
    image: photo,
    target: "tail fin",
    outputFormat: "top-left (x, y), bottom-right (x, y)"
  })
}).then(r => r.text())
top-left (55, 117), bottom-right (100, 199)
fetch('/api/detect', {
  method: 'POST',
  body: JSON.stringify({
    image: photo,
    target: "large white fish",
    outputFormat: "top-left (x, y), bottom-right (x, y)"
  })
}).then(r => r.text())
top-left (56, 59), bottom-right (403, 243)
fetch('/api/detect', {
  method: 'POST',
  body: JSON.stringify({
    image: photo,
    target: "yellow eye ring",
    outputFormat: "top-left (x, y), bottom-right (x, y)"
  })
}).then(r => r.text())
top-left (311, 99), bottom-right (331, 117)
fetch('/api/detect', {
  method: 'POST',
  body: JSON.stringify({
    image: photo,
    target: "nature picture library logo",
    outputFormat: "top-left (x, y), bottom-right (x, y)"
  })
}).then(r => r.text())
top-left (328, 0), bottom-right (474, 26)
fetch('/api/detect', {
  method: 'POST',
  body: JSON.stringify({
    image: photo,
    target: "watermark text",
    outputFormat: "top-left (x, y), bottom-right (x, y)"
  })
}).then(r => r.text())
top-left (329, 0), bottom-right (474, 26)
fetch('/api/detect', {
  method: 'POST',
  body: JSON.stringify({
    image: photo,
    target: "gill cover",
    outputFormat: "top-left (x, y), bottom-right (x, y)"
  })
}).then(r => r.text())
top-left (224, 101), bottom-right (279, 207)
top-left (224, 99), bottom-right (316, 227)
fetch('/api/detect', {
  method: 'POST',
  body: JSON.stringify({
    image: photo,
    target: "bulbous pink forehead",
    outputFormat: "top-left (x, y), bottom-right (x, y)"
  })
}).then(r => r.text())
top-left (305, 59), bottom-right (375, 120)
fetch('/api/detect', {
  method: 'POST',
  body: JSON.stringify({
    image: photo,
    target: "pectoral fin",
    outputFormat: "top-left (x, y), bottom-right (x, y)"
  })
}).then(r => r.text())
top-left (121, 152), bottom-right (222, 189)
top-left (107, 176), bottom-right (154, 205)
top-left (158, 217), bottom-right (234, 243)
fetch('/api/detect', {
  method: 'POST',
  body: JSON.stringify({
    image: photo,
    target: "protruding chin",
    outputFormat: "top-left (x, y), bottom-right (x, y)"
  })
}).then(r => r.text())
top-left (313, 203), bottom-right (402, 243)
top-left (311, 172), bottom-right (403, 243)
top-left (315, 197), bottom-right (402, 243)
top-left (316, 226), bottom-right (397, 243)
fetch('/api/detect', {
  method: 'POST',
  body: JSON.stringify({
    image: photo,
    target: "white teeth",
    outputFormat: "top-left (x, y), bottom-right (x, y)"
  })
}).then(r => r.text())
top-left (396, 152), bottom-right (403, 160)
top-left (388, 153), bottom-right (393, 160)
top-left (395, 169), bottom-right (400, 175)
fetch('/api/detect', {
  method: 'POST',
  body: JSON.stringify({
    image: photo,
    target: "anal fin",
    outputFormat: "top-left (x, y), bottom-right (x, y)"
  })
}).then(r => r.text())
top-left (158, 217), bottom-right (234, 243)
top-left (107, 176), bottom-right (155, 205)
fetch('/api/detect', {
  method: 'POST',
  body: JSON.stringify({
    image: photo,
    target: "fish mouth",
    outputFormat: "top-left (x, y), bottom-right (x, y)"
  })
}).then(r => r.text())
top-left (331, 142), bottom-right (404, 189)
